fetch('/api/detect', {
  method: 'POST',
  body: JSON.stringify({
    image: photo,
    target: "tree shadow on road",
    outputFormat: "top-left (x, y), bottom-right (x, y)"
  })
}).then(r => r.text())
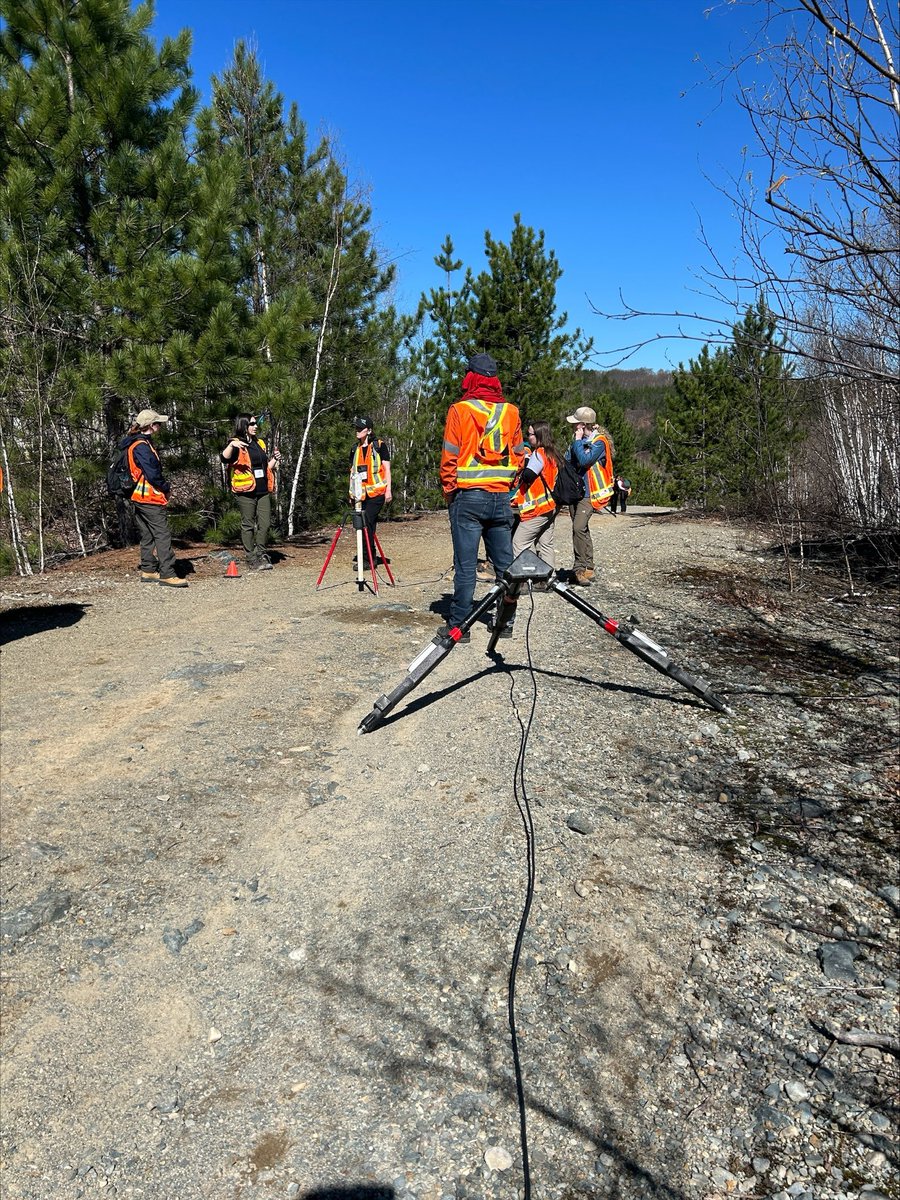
top-left (0, 602), bottom-right (91, 645)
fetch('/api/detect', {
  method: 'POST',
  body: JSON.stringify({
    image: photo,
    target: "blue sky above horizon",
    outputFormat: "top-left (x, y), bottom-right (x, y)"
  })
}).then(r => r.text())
top-left (149, 0), bottom-right (762, 373)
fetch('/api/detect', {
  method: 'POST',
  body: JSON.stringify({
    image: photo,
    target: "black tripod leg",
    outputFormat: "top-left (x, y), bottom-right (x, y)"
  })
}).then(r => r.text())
top-left (359, 584), bottom-right (505, 733)
top-left (485, 580), bottom-right (523, 655)
top-left (549, 581), bottom-right (731, 714)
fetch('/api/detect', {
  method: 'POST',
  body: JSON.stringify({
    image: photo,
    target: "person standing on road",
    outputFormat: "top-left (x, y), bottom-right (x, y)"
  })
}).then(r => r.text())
top-left (439, 352), bottom-right (526, 639)
top-left (511, 419), bottom-right (562, 576)
top-left (610, 474), bottom-right (632, 515)
top-left (122, 409), bottom-right (186, 588)
top-left (349, 416), bottom-right (392, 571)
top-left (564, 405), bottom-right (614, 587)
top-left (221, 415), bottom-right (281, 570)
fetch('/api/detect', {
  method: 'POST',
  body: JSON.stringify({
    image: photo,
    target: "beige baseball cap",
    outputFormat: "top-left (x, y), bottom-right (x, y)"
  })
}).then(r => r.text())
top-left (566, 406), bottom-right (597, 425)
top-left (135, 409), bottom-right (169, 427)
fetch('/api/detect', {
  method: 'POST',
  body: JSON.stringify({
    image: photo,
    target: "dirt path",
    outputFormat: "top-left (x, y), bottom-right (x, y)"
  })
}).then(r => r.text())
top-left (1, 510), bottom-right (897, 1200)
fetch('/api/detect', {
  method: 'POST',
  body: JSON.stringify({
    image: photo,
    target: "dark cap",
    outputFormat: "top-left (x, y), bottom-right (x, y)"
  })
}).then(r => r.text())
top-left (353, 416), bottom-right (373, 431)
top-left (467, 352), bottom-right (498, 378)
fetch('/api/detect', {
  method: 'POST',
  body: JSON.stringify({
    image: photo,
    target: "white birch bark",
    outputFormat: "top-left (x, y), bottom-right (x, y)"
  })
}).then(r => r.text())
top-left (287, 212), bottom-right (343, 537)
top-left (0, 421), bottom-right (33, 576)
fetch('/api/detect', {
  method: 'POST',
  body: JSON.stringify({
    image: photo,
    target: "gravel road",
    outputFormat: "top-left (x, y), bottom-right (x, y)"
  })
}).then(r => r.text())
top-left (1, 508), bottom-right (897, 1200)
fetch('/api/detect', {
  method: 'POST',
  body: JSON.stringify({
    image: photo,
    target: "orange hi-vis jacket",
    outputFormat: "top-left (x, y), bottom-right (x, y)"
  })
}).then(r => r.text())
top-left (586, 431), bottom-right (614, 511)
top-left (229, 439), bottom-right (274, 494)
top-left (440, 388), bottom-right (526, 495)
top-left (127, 437), bottom-right (168, 506)
top-left (350, 439), bottom-right (388, 500)
top-left (514, 451), bottom-right (559, 520)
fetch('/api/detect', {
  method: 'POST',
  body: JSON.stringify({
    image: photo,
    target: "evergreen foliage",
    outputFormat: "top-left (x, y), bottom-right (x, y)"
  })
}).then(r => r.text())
top-left (659, 301), bottom-right (803, 511)
top-left (471, 214), bottom-right (593, 419)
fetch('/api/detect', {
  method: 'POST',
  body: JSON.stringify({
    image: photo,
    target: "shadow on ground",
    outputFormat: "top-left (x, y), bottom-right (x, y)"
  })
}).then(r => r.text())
top-left (0, 602), bottom-right (91, 645)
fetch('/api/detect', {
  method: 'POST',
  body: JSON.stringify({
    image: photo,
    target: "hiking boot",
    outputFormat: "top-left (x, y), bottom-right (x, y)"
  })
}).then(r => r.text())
top-left (491, 622), bottom-right (514, 639)
top-left (159, 576), bottom-right (188, 588)
top-left (476, 560), bottom-right (495, 582)
top-left (573, 570), bottom-right (593, 587)
top-left (251, 552), bottom-right (273, 571)
top-left (437, 625), bottom-right (471, 643)
top-left (140, 571), bottom-right (159, 583)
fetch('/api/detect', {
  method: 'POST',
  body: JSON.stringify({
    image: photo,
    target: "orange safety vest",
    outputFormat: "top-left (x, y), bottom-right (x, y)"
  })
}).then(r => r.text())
top-left (127, 437), bottom-right (168, 506)
top-left (350, 439), bottom-right (388, 500)
top-left (455, 399), bottom-right (522, 490)
top-left (586, 431), bottom-right (614, 511)
top-left (229, 439), bottom-right (274, 495)
top-left (514, 452), bottom-right (559, 520)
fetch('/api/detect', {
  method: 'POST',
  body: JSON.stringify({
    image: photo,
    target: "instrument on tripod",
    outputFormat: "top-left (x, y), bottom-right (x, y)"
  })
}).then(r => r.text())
top-left (358, 549), bottom-right (729, 732)
top-left (315, 474), bottom-right (396, 595)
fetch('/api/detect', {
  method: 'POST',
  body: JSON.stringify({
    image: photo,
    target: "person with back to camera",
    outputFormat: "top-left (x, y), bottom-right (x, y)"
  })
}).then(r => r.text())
top-left (564, 405), bottom-right (614, 586)
top-left (511, 419), bottom-right (563, 586)
top-left (349, 416), bottom-right (391, 571)
top-left (121, 408), bottom-right (186, 588)
top-left (439, 352), bottom-right (526, 640)
top-left (609, 473), bottom-right (632, 515)
top-left (221, 414), bottom-right (281, 570)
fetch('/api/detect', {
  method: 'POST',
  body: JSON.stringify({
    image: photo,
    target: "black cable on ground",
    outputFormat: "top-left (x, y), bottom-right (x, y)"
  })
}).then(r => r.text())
top-left (504, 585), bottom-right (541, 1200)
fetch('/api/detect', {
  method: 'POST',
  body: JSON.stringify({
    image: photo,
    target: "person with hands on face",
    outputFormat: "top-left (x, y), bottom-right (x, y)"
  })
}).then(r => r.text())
top-left (122, 408), bottom-right (186, 587)
top-left (564, 405), bottom-right (614, 586)
top-left (221, 414), bottom-right (281, 569)
top-left (349, 416), bottom-right (392, 570)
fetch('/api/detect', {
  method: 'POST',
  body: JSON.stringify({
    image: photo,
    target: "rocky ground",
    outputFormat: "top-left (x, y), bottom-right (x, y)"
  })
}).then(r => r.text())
top-left (0, 508), bottom-right (897, 1200)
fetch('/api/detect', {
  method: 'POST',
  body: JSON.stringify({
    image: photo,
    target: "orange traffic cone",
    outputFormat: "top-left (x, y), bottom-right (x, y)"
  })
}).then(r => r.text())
top-left (225, 558), bottom-right (240, 578)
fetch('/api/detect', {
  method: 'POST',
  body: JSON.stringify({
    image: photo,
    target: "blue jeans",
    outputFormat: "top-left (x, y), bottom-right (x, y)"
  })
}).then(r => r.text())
top-left (448, 489), bottom-right (514, 626)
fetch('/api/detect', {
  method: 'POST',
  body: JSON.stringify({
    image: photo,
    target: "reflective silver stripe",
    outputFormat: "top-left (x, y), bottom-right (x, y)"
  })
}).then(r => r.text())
top-left (443, 440), bottom-right (460, 454)
top-left (458, 466), bottom-right (518, 483)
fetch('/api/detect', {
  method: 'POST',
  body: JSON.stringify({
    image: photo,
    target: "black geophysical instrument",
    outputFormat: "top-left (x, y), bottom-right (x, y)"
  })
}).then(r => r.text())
top-left (359, 548), bottom-right (729, 733)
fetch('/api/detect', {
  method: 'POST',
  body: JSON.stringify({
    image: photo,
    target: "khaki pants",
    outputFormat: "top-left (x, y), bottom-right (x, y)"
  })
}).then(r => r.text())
top-left (512, 511), bottom-right (556, 569)
top-left (569, 497), bottom-right (595, 572)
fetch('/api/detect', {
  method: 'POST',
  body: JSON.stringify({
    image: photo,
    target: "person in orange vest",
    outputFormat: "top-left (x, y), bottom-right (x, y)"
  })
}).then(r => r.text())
top-left (439, 352), bottom-right (526, 639)
top-left (564, 405), bottom-right (614, 587)
top-left (121, 409), bottom-right (185, 588)
top-left (349, 416), bottom-right (391, 571)
top-left (221, 414), bottom-right (281, 569)
top-left (511, 419), bottom-right (563, 579)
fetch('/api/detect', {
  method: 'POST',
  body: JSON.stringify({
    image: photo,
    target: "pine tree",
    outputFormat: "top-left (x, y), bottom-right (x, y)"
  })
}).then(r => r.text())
top-left (725, 299), bottom-right (800, 508)
top-left (0, 0), bottom-right (249, 562)
top-left (471, 214), bottom-right (592, 419)
top-left (400, 236), bottom-right (475, 509)
top-left (659, 345), bottom-right (736, 508)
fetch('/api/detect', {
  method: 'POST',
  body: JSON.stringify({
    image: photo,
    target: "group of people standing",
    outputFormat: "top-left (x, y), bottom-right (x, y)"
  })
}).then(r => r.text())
top-left (439, 354), bottom-right (621, 638)
top-left (119, 353), bottom-right (623, 618)
top-left (119, 409), bottom-right (392, 588)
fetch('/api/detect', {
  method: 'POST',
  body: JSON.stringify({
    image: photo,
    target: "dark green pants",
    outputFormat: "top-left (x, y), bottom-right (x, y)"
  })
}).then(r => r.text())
top-left (235, 493), bottom-right (272, 555)
top-left (131, 501), bottom-right (176, 577)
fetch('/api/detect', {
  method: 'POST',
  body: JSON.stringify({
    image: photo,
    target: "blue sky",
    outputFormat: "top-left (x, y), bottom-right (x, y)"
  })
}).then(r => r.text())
top-left (149, 0), bottom-right (759, 372)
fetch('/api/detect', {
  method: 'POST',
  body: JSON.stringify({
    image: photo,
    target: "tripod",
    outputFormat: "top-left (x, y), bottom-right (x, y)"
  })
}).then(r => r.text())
top-left (316, 502), bottom-right (396, 594)
top-left (358, 548), bottom-right (729, 732)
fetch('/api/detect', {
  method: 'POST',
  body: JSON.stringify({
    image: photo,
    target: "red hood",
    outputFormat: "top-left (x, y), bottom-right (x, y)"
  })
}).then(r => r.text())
top-left (461, 371), bottom-right (506, 403)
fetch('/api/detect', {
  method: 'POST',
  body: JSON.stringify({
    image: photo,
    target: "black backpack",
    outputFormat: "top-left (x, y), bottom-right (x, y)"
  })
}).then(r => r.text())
top-left (106, 447), bottom-right (139, 499)
top-left (550, 457), bottom-right (584, 507)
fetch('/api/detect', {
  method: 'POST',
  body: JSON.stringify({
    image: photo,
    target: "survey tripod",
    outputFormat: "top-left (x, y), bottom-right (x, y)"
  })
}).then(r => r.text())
top-left (315, 487), bottom-right (396, 595)
top-left (358, 549), bottom-right (729, 733)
